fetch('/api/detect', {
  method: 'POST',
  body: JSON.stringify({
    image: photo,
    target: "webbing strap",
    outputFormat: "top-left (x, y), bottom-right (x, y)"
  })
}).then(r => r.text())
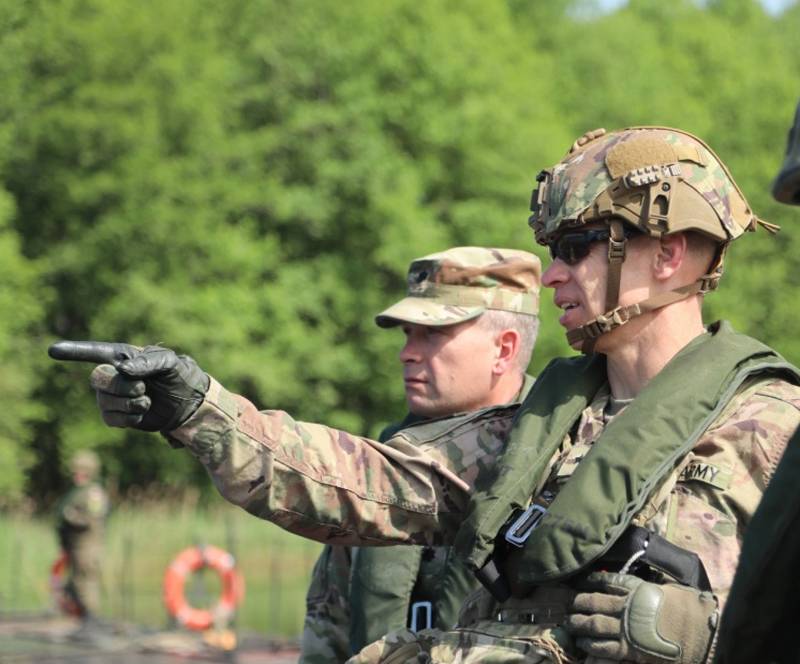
top-left (582, 220), bottom-right (626, 354)
top-left (605, 220), bottom-right (626, 312)
top-left (568, 279), bottom-right (710, 347)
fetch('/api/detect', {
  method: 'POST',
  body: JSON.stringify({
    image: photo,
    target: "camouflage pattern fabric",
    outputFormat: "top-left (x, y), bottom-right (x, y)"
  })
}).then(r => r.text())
top-left (715, 424), bottom-right (800, 664)
top-left (300, 543), bottom-right (353, 662)
top-left (302, 377), bottom-right (537, 661)
top-left (170, 379), bottom-right (519, 546)
top-left (345, 378), bottom-right (800, 662)
top-left (56, 482), bottom-right (109, 616)
top-left (301, 413), bottom-right (425, 663)
top-left (347, 622), bottom-right (572, 664)
top-left (168, 349), bottom-right (800, 663)
top-left (529, 126), bottom-right (763, 245)
top-left (375, 247), bottom-right (540, 328)
top-left (302, 379), bottom-right (534, 661)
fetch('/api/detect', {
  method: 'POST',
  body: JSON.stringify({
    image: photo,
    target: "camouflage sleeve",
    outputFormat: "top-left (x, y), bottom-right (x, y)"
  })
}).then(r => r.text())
top-left (169, 378), bottom-right (513, 546)
top-left (299, 544), bottom-right (352, 663)
top-left (659, 378), bottom-right (800, 609)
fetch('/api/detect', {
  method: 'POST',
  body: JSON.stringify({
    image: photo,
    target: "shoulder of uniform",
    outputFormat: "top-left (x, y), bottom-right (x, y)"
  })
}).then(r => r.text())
top-left (709, 376), bottom-right (800, 437)
top-left (724, 375), bottom-right (800, 406)
top-left (751, 378), bottom-right (800, 410)
top-left (394, 403), bottom-right (520, 446)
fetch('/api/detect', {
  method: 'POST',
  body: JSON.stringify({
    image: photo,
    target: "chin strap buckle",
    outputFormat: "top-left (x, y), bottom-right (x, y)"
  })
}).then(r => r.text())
top-left (699, 271), bottom-right (721, 294)
top-left (583, 304), bottom-right (641, 339)
top-left (607, 219), bottom-right (627, 264)
top-left (607, 235), bottom-right (626, 263)
top-left (567, 303), bottom-right (642, 349)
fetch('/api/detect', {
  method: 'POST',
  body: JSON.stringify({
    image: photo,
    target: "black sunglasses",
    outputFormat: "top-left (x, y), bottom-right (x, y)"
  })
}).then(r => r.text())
top-left (547, 228), bottom-right (635, 265)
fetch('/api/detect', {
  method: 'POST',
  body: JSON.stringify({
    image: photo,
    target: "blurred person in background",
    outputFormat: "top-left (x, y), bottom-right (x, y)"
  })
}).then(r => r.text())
top-left (55, 449), bottom-right (110, 636)
top-left (300, 247), bottom-right (540, 662)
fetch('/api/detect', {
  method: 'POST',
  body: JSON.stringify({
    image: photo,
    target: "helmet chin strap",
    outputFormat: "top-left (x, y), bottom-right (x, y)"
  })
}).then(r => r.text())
top-left (567, 220), bottom-right (724, 354)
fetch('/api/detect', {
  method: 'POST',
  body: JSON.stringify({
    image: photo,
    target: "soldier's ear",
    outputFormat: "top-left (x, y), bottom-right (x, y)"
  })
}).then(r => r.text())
top-left (653, 233), bottom-right (688, 282)
top-left (494, 329), bottom-right (520, 375)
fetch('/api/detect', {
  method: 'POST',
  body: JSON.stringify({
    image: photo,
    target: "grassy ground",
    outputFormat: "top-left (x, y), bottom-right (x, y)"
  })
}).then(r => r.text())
top-left (0, 499), bottom-right (322, 638)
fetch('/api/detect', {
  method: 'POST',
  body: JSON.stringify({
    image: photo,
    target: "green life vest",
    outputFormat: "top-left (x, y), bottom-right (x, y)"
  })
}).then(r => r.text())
top-left (453, 321), bottom-right (800, 592)
top-left (349, 375), bottom-right (535, 653)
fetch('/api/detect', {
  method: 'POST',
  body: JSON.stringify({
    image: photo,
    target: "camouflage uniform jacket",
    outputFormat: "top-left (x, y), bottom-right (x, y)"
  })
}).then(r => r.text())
top-left (300, 412), bottom-right (425, 664)
top-left (170, 364), bottom-right (800, 661)
top-left (716, 423), bottom-right (800, 664)
top-left (301, 377), bottom-right (535, 663)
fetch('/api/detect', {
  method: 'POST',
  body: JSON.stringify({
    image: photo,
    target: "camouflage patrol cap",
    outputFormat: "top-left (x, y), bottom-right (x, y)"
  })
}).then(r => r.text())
top-left (69, 449), bottom-right (100, 477)
top-left (375, 247), bottom-right (541, 328)
top-left (773, 100), bottom-right (800, 205)
top-left (529, 126), bottom-right (764, 244)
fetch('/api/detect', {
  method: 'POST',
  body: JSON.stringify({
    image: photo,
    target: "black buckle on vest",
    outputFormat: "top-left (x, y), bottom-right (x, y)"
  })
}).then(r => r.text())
top-left (504, 504), bottom-right (547, 548)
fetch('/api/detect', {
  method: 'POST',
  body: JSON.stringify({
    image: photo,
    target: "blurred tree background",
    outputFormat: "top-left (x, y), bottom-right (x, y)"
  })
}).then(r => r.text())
top-left (1, 0), bottom-right (798, 508)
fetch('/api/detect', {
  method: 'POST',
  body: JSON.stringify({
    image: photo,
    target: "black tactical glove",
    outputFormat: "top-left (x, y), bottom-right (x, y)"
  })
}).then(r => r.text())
top-left (49, 341), bottom-right (210, 432)
top-left (565, 571), bottom-right (718, 664)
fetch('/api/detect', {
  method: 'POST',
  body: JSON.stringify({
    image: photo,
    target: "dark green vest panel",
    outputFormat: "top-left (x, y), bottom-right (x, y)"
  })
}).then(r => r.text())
top-left (349, 545), bottom-right (480, 651)
top-left (349, 545), bottom-right (424, 651)
top-left (716, 426), bottom-right (800, 664)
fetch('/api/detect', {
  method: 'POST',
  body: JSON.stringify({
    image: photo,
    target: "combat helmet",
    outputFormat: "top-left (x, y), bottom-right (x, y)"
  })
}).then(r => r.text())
top-left (529, 126), bottom-right (777, 352)
top-left (69, 449), bottom-right (101, 478)
top-left (773, 100), bottom-right (800, 205)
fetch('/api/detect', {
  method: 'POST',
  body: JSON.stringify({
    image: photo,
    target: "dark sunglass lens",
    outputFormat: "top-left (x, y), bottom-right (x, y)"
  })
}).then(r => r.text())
top-left (561, 236), bottom-right (591, 265)
top-left (549, 229), bottom-right (612, 265)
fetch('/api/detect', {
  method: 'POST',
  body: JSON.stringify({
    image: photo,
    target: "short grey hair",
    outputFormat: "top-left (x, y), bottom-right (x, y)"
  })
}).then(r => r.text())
top-left (477, 310), bottom-right (539, 374)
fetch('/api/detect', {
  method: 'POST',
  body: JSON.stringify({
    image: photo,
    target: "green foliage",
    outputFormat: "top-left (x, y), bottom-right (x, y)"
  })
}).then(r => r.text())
top-left (0, 189), bottom-right (45, 501)
top-left (0, 0), bottom-right (798, 503)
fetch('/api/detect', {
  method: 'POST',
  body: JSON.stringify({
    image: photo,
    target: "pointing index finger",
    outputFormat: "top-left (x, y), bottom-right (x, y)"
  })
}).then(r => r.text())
top-left (48, 340), bottom-right (141, 364)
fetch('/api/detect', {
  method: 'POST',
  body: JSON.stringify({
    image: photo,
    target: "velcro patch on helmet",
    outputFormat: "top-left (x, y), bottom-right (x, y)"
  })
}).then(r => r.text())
top-left (605, 136), bottom-right (678, 179)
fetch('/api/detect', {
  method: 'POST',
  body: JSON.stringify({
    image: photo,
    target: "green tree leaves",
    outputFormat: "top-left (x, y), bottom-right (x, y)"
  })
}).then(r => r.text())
top-left (1, 0), bottom-right (797, 504)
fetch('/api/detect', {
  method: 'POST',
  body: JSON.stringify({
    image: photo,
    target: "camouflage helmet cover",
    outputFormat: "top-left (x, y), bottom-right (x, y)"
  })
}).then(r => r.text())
top-left (530, 126), bottom-right (762, 245)
top-left (773, 99), bottom-right (800, 205)
top-left (69, 449), bottom-right (101, 477)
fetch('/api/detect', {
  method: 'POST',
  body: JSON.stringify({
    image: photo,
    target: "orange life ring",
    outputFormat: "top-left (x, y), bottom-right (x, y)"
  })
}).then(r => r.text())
top-left (49, 551), bottom-right (82, 616)
top-left (163, 545), bottom-right (245, 631)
